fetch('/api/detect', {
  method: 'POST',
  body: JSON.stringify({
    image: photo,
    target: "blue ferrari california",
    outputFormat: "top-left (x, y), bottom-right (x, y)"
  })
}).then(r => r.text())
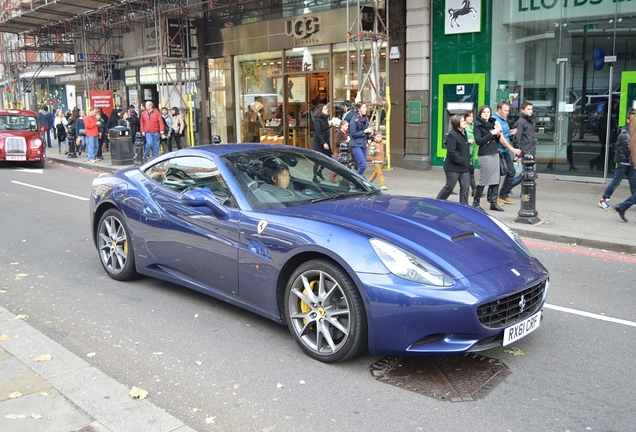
top-left (90, 144), bottom-right (549, 362)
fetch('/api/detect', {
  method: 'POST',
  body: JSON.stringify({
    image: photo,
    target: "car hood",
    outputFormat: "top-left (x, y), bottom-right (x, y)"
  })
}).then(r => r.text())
top-left (275, 195), bottom-right (532, 278)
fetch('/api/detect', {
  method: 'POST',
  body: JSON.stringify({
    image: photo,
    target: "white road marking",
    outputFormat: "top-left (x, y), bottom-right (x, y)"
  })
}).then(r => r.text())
top-left (544, 303), bottom-right (636, 328)
top-left (11, 180), bottom-right (89, 201)
top-left (15, 168), bottom-right (44, 174)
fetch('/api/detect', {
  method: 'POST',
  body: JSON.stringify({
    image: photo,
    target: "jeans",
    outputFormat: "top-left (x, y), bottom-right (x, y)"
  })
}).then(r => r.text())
top-left (86, 136), bottom-right (98, 161)
top-left (437, 171), bottom-right (470, 205)
top-left (602, 163), bottom-right (636, 199)
top-left (41, 130), bottom-right (51, 148)
top-left (352, 146), bottom-right (367, 176)
top-left (617, 190), bottom-right (636, 212)
top-left (144, 132), bottom-right (161, 159)
top-left (499, 152), bottom-right (516, 197)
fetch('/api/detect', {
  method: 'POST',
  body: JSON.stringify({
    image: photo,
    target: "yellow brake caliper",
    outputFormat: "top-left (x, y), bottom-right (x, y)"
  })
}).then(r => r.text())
top-left (301, 280), bottom-right (318, 327)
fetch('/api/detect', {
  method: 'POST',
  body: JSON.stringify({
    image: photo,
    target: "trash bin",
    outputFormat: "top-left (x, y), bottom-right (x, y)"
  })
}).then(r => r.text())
top-left (109, 126), bottom-right (134, 165)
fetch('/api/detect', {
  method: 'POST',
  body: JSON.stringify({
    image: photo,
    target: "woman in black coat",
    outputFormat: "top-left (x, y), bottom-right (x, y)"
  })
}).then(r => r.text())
top-left (436, 114), bottom-right (471, 205)
top-left (472, 105), bottom-right (504, 211)
top-left (312, 103), bottom-right (331, 180)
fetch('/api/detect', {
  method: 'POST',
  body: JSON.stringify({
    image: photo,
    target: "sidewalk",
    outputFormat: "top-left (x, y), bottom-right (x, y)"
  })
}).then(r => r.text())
top-left (46, 148), bottom-right (636, 254)
top-left (0, 305), bottom-right (198, 432)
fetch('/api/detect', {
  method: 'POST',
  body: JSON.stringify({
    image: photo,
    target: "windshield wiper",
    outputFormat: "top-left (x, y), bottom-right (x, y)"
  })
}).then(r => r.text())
top-left (311, 189), bottom-right (379, 203)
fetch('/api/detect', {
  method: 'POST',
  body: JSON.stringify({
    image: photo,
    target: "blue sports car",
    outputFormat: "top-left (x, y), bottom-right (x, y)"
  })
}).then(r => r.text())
top-left (90, 144), bottom-right (549, 363)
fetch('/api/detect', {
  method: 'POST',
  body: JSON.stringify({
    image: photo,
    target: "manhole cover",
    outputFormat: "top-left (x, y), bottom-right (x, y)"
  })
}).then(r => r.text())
top-left (370, 353), bottom-right (511, 402)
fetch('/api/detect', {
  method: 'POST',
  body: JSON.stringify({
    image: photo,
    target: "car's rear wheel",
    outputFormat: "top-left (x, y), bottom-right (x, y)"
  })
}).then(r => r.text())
top-left (284, 259), bottom-right (367, 363)
top-left (35, 159), bottom-right (45, 168)
top-left (97, 209), bottom-right (137, 281)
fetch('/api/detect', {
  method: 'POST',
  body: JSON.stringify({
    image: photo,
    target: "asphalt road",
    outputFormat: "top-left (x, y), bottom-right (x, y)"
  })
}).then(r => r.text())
top-left (1, 161), bottom-right (635, 431)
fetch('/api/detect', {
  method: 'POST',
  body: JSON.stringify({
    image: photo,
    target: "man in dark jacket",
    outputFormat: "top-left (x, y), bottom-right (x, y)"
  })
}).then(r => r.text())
top-left (506, 101), bottom-right (536, 197)
top-left (38, 106), bottom-right (52, 148)
top-left (601, 110), bottom-right (636, 209)
top-left (614, 110), bottom-right (636, 221)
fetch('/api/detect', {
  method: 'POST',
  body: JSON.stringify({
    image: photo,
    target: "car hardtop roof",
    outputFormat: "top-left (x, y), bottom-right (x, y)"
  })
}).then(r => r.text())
top-left (0, 109), bottom-right (39, 117)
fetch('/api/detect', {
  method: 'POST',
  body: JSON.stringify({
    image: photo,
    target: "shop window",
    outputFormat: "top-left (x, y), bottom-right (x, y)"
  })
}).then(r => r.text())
top-left (236, 52), bottom-right (284, 143)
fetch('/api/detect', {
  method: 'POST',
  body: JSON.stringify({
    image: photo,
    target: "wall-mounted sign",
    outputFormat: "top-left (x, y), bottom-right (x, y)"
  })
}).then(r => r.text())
top-left (408, 100), bottom-right (422, 124)
top-left (55, 72), bottom-right (97, 84)
top-left (145, 27), bottom-right (159, 52)
top-left (76, 53), bottom-right (119, 63)
top-left (445, 0), bottom-right (481, 35)
top-left (89, 90), bottom-right (113, 116)
top-left (285, 16), bottom-right (320, 39)
top-left (167, 18), bottom-right (194, 58)
top-left (125, 68), bottom-right (137, 86)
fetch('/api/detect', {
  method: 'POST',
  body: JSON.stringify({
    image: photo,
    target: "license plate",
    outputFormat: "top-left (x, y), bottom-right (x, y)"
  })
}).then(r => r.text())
top-left (6, 155), bottom-right (26, 161)
top-left (502, 311), bottom-right (541, 346)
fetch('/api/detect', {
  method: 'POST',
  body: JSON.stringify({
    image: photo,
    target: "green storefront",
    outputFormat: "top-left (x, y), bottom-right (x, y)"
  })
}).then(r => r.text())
top-left (431, 0), bottom-right (636, 181)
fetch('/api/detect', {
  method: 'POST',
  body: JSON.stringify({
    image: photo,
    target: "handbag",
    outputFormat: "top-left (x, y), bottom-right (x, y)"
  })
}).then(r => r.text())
top-left (79, 128), bottom-right (86, 136)
top-left (499, 152), bottom-right (508, 176)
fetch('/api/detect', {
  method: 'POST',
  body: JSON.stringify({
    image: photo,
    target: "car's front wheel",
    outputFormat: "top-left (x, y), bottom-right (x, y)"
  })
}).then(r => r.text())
top-left (97, 209), bottom-right (137, 281)
top-left (284, 259), bottom-right (367, 363)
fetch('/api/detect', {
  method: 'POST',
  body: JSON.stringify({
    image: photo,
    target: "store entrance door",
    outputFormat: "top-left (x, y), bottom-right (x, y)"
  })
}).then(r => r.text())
top-left (284, 72), bottom-right (329, 148)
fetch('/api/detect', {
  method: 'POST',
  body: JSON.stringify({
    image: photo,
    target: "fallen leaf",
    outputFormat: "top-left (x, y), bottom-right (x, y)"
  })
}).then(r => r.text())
top-left (14, 273), bottom-right (29, 281)
top-left (194, 360), bottom-right (202, 366)
top-left (189, 407), bottom-right (200, 413)
top-left (276, 383), bottom-right (284, 389)
top-left (39, 390), bottom-right (52, 397)
top-left (34, 354), bottom-right (53, 362)
top-left (129, 386), bottom-right (148, 399)
top-left (13, 314), bottom-right (28, 321)
top-left (31, 413), bottom-right (43, 419)
top-left (233, 384), bottom-right (240, 389)
top-left (9, 391), bottom-right (22, 399)
top-left (10, 262), bottom-right (19, 265)
top-left (37, 275), bottom-right (44, 279)
top-left (0, 334), bottom-right (9, 341)
top-left (86, 352), bottom-right (97, 357)
top-left (503, 347), bottom-right (525, 356)
top-left (205, 417), bottom-right (216, 424)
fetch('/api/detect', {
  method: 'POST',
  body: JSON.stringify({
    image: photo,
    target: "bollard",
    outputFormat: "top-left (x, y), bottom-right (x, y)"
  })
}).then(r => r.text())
top-left (212, 135), bottom-right (221, 144)
top-left (515, 154), bottom-right (541, 225)
top-left (133, 132), bottom-right (144, 165)
top-left (67, 125), bottom-right (78, 159)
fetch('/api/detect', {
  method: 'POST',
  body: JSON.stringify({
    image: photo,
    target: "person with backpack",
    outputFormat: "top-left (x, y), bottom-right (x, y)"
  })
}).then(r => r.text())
top-left (600, 109), bottom-right (636, 210)
top-left (140, 101), bottom-right (164, 160)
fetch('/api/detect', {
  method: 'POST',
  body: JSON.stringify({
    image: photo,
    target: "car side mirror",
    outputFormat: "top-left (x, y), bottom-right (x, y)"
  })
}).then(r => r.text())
top-left (182, 189), bottom-right (229, 218)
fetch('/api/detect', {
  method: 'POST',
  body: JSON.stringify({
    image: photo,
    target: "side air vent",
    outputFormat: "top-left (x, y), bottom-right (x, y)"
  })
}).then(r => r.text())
top-left (451, 232), bottom-right (476, 242)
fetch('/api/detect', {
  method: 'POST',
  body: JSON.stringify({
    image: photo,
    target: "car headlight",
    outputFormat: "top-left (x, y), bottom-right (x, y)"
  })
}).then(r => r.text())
top-left (487, 215), bottom-right (532, 256)
top-left (369, 238), bottom-right (454, 287)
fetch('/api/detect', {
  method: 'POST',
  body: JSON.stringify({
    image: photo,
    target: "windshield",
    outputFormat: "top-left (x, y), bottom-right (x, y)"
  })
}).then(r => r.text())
top-left (0, 115), bottom-right (38, 131)
top-left (222, 148), bottom-right (380, 211)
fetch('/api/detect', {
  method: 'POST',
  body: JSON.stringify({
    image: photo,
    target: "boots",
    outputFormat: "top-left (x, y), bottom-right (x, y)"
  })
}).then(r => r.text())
top-left (489, 186), bottom-right (504, 212)
top-left (472, 185), bottom-right (485, 210)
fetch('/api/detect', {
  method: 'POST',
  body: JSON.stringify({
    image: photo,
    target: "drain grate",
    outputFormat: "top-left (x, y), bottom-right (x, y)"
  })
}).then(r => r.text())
top-left (370, 353), bottom-right (511, 402)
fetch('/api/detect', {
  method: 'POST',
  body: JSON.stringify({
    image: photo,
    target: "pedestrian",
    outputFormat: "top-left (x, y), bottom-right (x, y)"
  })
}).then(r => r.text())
top-left (170, 107), bottom-right (186, 150)
top-left (76, 110), bottom-right (86, 156)
top-left (436, 114), bottom-right (471, 204)
top-left (600, 109), bottom-right (636, 209)
top-left (349, 102), bottom-right (374, 177)
top-left (54, 109), bottom-right (68, 154)
top-left (312, 103), bottom-right (331, 181)
top-left (38, 106), bottom-right (53, 148)
top-left (507, 101), bottom-right (537, 197)
top-left (139, 101), bottom-right (164, 161)
top-left (492, 101), bottom-right (523, 205)
top-left (128, 108), bottom-right (140, 142)
top-left (83, 108), bottom-right (99, 163)
top-left (96, 110), bottom-right (107, 161)
top-left (67, 108), bottom-right (79, 158)
top-left (107, 109), bottom-right (119, 130)
top-left (369, 131), bottom-right (388, 190)
top-left (463, 110), bottom-right (478, 196)
top-left (472, 105), bottom-right (504, 211)
top-left (341, 100), bottom-right (355, 123)
top-left (615, 109), bottom-right (636, 221)
top-left (160, 107), bottom-right (173, 153)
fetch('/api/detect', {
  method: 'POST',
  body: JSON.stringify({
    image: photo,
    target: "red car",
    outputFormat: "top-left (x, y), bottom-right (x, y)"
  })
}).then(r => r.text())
top-left (0, 109), bottom-right (47, 168)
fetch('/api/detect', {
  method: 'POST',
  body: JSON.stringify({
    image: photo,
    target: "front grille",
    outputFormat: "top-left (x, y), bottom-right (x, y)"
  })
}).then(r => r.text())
top-left (477, 280), bottom-right (547, 329)
top-left (5, 137), bottom-right (27, 154)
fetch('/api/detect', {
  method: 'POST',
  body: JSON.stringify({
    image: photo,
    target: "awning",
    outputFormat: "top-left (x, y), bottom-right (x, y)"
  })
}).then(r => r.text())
top-left (0, 0), bottom-right (124, 35)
